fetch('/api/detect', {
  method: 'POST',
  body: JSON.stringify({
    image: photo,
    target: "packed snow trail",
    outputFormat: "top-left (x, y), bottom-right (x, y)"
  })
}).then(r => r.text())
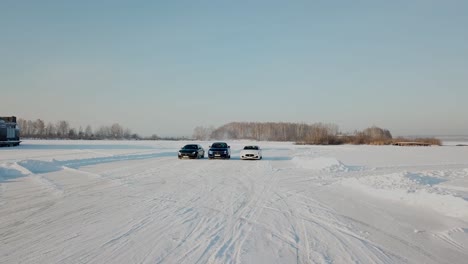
top-left (1, 140), bottom-right (467, 263)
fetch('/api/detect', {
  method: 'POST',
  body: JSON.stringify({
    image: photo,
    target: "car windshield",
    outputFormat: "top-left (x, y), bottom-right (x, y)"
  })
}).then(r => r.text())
top-left (183, 145), bottom-right (198, 150)
top-left (212, 143), bottom-right (227, 148)
top-left (244, 146), bottom-right (258, 150)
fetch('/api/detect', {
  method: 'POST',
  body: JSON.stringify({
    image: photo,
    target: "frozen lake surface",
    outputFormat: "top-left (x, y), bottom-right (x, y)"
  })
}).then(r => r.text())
top-left (1, 140), bottom-right (468, 263)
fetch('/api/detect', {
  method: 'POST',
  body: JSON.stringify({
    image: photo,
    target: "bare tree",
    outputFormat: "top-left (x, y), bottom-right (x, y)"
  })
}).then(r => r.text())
top-left (110, 123), bottom-right (123, 139)
top-left (85, 125), bottom-right (93, 138)
top-left (56, 121), bottom-right (70, 138)
top-left (45, 122), bottom-right (56, 138)
top-left (78, 126), bottom-right (84, 139)
top-left (34, 119), bottom-right (45, 137)
top-left (123, 128), bottom-right (132, 139)
top-left (149, 134), bottom-right (159, 140)
top-left (193, 126), bottom-right (213, 140)
top-left (96, 126), bottom-right (111, 139)
top-left (68, 128), bottom-right (77, 139)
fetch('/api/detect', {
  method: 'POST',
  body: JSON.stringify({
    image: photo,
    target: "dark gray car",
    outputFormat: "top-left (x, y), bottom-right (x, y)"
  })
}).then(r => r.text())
top-left (208, 142), bottom-right (231, 159)
top-left (178, 144), bottom-right (205, 159)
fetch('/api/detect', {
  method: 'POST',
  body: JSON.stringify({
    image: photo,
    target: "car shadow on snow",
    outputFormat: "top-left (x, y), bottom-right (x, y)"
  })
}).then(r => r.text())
top-left (228, 156), bottom-right (291, 161)
top-left (261, 156), bottom-right (291, 161)
top-left (228, 149), bottom-right (291, 161)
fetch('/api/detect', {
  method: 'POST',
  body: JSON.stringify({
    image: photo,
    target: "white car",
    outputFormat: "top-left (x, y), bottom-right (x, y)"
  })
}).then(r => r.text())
top-left (240, 145), bottom-right (262, 160)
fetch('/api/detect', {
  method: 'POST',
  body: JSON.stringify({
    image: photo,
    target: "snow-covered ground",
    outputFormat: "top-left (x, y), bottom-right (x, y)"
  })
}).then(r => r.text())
top-left (1, 140), bottom-right (467, 264)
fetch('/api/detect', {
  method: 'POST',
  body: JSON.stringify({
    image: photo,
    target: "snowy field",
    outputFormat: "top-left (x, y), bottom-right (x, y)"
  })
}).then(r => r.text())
top-left (1, 140), bottom-right (468, 264)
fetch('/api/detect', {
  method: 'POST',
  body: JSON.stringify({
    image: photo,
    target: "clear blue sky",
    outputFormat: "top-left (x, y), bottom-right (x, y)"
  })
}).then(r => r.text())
top-left (1, 0), bottom-right (467, 137)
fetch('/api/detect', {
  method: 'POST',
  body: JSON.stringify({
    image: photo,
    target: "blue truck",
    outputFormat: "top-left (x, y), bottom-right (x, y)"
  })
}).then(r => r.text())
top-left (0, 116), bottom-right (20, 147)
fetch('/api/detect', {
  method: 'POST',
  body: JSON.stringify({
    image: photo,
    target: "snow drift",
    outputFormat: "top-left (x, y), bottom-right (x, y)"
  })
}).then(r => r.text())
top-left (341, 172), bottom-right (468, 219)
top-left (292, 156), bottom-right (360, 172)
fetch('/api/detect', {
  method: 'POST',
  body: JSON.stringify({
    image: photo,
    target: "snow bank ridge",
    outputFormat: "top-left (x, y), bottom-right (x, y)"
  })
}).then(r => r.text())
top-left (0, 162), bottom-right (63, 196)
top-left (0, 167), bottom-right (25, 178)
top-left (0, 163), bottom-right (31, 181)
top-left (342, 172), bottom-right (468, 219)
top-left (0, 167), bottom-right (26, 181)
top-left (18, 160), bottom-right (63, 174)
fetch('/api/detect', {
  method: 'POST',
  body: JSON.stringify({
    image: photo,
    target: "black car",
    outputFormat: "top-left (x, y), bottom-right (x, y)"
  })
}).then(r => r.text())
top-left (178, 144), bottom-right (205, 159)
top-left (208, 142), bottom-right (231, 159)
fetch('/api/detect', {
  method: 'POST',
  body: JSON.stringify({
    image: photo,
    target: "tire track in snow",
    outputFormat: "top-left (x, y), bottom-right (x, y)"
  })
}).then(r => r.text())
top-left (271, 190), bottom-right (309, 264)
top-left (307, 194), bottom-right (442, 263)
top-left (152, 160), bottom-right (272, 264)
top-left (89, 159), bottom-right (237, 264)
top-left (173, 160), bottom-right (254, 263)
top-left (207, 161), bottom-right (281, 264)
top-left (432, 228), bottom-right (466, 252)
top-left (55, 157), bottom-right (220, 263)
top-left (259, 171), bottom-right (408, 263)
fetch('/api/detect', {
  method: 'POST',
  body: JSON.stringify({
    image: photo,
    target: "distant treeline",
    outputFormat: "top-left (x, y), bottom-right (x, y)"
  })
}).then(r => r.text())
top-left (16, 118), bottom-right (194, 141)
top-left (16, 118), bottom-right (441, 145)
top-left (193, 122), bottom-right (441, 145)
top-left (18, 119), bottom-right (141, 140)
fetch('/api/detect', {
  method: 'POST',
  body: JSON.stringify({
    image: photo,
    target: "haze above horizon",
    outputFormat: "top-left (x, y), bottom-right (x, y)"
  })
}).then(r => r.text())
top-left (1, 1), bottom-right (467, 137)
